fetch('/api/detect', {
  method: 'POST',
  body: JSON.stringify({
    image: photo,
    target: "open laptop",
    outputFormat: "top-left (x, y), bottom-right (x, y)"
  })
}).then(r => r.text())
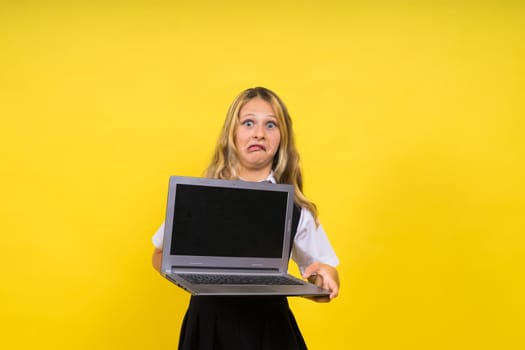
top-left (160, 176), bottom-right (330, 297)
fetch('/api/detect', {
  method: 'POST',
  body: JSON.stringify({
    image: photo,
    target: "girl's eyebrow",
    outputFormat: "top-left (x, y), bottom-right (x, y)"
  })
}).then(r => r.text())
top-left (239, 112), bottom-right (276, 118)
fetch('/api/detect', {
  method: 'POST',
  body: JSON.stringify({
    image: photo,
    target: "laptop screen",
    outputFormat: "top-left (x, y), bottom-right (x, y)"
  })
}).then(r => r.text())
top-left (170, 184), bottom-right (287, 258)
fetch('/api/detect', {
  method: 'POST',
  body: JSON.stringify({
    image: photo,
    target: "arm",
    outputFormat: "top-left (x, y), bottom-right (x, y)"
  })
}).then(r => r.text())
top-left (291, 209), bottom-right (340, 302)
top-left (152, 248), bottom-right (162, 272)
top-left (151, 223), bottom-right (165, 272)
top-left (303, 262), bottom-right (340, 302)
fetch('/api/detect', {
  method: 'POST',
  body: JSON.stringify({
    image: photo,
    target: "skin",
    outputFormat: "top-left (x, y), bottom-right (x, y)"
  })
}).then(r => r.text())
top-left (152, 97), bottom-right (340, 302)
top-left (303, 262), bottom-right (340, 302)
top-left (235, 97), bottom-right (281, 181)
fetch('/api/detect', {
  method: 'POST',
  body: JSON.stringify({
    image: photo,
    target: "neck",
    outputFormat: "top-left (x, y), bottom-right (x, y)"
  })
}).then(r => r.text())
top-left (237, 167), bottom-right (272, 182)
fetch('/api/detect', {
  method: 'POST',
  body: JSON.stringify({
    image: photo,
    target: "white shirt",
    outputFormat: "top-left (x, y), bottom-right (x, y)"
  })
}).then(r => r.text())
top-left (152, 173), bottom-right (339, 273)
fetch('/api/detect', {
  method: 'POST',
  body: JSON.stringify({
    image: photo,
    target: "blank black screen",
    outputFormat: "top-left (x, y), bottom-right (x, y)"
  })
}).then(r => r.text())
top-left (170, 184), bottom-right (287, 258)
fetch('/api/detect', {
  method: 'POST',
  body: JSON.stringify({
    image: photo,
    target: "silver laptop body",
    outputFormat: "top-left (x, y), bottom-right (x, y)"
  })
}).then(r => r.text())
top-left (160, 176), bottom-right (330, 297)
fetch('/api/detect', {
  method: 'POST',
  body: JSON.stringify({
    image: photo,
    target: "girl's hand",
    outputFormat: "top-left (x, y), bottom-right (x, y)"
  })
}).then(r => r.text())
top-left (302, 262), bottom-right (340, 302)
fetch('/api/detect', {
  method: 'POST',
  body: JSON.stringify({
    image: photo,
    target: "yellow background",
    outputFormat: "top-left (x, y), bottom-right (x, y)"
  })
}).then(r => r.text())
top-left (1, 1), bottom-right (524, 349)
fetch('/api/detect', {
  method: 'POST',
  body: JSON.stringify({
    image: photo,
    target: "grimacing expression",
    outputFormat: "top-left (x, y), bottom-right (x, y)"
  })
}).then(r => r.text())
top-left (234, 97), bottom-right (281, 174)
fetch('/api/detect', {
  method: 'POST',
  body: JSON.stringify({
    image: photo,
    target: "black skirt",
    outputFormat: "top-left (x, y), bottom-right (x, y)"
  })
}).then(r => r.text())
top-left (178, 296), bottom-right (307, 350)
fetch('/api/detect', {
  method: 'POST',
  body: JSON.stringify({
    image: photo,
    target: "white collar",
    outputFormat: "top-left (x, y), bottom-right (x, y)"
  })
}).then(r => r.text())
top-left (265, 171), bottom-right (277, 184)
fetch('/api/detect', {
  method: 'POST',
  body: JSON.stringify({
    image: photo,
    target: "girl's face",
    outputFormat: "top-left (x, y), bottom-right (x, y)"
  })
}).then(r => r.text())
top-left (235, 97), bottom-right (281, 178)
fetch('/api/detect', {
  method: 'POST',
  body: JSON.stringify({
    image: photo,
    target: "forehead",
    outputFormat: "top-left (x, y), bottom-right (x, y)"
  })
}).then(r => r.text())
top-left (239, 97), bottom-right (276, 117)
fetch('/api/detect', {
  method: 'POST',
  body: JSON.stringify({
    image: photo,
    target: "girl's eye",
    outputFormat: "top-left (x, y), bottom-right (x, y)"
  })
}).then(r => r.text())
top-left (242, 120), bottom-right (254, 127)
top-left (266, 121), bottom-right (278, 129)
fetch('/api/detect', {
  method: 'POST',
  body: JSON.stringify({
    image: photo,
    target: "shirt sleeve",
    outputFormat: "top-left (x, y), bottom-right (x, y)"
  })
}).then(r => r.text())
top-left (152, 222), bottom-right (165, 250)
top-left (291, 208), bottom-right (340, 274)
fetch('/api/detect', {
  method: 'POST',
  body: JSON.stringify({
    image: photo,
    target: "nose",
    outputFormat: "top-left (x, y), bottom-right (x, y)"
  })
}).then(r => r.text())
top-left (253, 124), bottom-right (265, 139)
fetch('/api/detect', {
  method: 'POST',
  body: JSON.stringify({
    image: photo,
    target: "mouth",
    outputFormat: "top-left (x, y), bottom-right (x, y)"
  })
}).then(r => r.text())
top-left (247, 144), bottom-right (266, 152)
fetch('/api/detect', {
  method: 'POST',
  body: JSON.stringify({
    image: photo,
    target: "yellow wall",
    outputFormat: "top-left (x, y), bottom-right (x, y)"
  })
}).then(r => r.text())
top-left (1, 1), bottom-right (524, 349)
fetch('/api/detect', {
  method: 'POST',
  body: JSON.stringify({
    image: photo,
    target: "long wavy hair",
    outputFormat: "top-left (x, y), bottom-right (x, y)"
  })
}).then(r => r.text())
top-left (205, 87), bottom-right (318, 222)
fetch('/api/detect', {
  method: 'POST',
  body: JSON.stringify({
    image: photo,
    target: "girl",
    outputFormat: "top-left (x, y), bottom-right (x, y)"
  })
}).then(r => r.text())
top-left (152, 87), bottom-right (340, 350)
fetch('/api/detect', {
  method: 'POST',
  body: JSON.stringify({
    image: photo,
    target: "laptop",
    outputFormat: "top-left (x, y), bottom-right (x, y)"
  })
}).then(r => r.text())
top-left (160, 176), bottom-right (330, 297)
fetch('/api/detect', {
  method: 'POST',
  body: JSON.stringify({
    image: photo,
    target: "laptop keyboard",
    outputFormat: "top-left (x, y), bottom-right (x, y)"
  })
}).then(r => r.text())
top-left (179, 274), bottom-right (303, 286)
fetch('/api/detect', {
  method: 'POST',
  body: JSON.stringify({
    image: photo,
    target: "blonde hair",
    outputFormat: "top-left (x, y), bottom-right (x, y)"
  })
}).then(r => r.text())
top-left (205, 87), bottom-right (319, 222)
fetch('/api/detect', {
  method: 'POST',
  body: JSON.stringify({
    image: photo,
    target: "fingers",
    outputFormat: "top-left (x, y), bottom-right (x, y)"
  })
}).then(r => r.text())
top-left (306, 295), bottom-right (331, 303)
top-left (303, 262), bottom-right (340, 301)
top-left (317, 270), bottom-right (339, 299)
top-left (302, 262), bottom-right (321, 279)
top-left (326, 277), bottom-right (339, 299)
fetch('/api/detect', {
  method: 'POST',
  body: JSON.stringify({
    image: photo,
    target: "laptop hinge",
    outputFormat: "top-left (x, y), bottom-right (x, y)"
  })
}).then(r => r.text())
top-left (170, 265), bottom-right (280, 273)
